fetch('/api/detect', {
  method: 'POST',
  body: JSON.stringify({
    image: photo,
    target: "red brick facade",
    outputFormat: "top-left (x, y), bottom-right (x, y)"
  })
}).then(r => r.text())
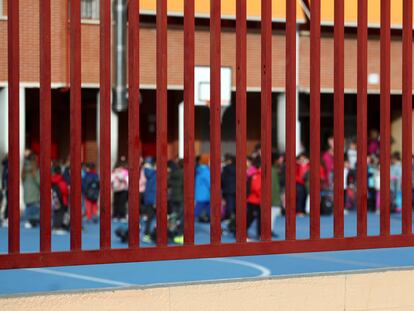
top-left (0, 0), bottom-right (409, 93)
top-left (300, 33), bottom-right (408, 92)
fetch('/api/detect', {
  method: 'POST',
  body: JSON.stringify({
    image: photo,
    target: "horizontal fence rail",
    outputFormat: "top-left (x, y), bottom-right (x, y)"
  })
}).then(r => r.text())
top-left (0, 0), bottom-right (413, 270)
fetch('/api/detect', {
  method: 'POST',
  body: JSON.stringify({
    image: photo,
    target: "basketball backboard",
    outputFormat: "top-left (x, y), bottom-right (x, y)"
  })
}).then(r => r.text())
top-left (194, 66), bottom-right (232, 106)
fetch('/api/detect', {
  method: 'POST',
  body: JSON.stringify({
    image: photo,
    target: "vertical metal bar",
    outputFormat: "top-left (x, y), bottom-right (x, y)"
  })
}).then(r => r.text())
top-left (310, 0), bottom-right (321, 239)
top-left (128, 0), bottom-right (140, 248)
top-left (209, 0), bottom-right (222, 245)
top-left (156, 0), bottom-right (168, 246)
top-left (100, 0), bottom-right (111, 249)
top-left (210, 0), bottom-right (222, 244)
top-left (236, 0), bottom-right (247, 243)
top-left (70, 0), bottom-right (82, 250)
top-left (184, 0), bottom-right (195, 244)
top-left (357, 0), bottom-right (368, 237)
top-left (8, 0), bottom-right (20, 254)
top-left (333, 0), bottom-right (344, 238)
top-left (402, 0), bottom-right (412, 235)
top-left (40, 0), bottom-right (52, 252)
top-left (380, 0), bottom-right (391, 236)
top-left (285, 0), bottom-right (296, 240)
top-left (261, 0), bottom-right (272, 241)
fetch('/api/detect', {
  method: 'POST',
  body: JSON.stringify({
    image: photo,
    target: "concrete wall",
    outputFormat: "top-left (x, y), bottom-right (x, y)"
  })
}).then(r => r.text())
top-left (2, 268), bottom-right (414, 311)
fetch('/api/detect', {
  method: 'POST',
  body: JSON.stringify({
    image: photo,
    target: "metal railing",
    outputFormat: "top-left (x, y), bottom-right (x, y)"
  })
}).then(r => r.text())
top-left (1, 0), bottom-right (413, 269)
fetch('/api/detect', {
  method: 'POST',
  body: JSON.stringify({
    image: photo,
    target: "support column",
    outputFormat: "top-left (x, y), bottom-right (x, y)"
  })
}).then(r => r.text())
top-left (296, 30), bottom-right (302, 155)
top-left (0, 87), bottom-right (8, 157)
top-left (19, 87), bottom-right (26, 168)
top-left (97, 91), bottom-right (119, 169)
top-left (276, 93), bottom-right (301, 155)
top-left (276, 93), bottom-right (286, 152)
top-left (178, 101), bottom-right (184, 159)
top-left (19, 87), bottom-right (26, 210)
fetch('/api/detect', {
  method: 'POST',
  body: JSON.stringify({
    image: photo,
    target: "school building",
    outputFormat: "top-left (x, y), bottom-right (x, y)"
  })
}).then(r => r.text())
top-left (0, 0), bottom-right (413, 166)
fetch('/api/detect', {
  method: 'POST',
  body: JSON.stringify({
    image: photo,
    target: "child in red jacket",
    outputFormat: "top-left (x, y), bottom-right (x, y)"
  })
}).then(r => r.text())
top-left (51, 164), bottom-right (69, 233)
top-left (246, 156), bottom-right (262, 239)
top-left (295, 153), bottom-right (310, 215)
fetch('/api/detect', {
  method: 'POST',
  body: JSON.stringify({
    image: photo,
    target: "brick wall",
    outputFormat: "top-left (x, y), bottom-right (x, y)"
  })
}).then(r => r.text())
top-left (81, 23), bottom-right (99, 84)
top-left (299, 33), bottom-right (408, 92)
top-left (0, 0), bottom-right (98, 85)
top-left (1, 0), bottom-right (67, 83)
top-left (138, 26), bottom-right (286, 90)
top-left (0, 22), bottom-right (6, 81)
top-left (2, 0), bottom-right (6, 17)
top-left (0, 0), bottom-right (410, 93)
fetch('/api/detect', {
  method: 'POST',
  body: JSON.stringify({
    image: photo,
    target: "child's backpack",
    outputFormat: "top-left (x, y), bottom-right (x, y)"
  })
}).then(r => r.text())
top-left (51, 184), bottom-right (64, 211)
top-left (86, 179), bottom-right (100, 202)
top-left (112, 168), bottom-right (128, 192)
top-left (320, 190), bottom-right (333, 215)
top-left (246, 175), bottom-right (253, 197)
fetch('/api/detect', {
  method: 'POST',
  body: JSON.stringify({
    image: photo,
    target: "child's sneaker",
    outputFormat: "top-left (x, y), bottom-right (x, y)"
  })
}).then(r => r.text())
top-left (142, 234), bottom-right (152, 243)
top-left (173, 235), bottom-right (184, 245)
top-left (52, 229), bottom-right (67, 235)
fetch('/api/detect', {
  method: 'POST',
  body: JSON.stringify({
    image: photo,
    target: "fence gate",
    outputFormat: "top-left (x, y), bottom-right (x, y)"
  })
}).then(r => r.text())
top-left (1, 0), bottom-right (413, 269)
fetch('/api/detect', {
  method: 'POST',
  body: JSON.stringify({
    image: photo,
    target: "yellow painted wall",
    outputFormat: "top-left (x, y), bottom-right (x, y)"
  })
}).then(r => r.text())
top-left (140, 0), bottom-right (306, 22)
top-left (311, 0), bottom-right (414, 28)
top-left (3, 268), bottom-right (414, 310)
top-left (140, 0), bottom-right (414, 28)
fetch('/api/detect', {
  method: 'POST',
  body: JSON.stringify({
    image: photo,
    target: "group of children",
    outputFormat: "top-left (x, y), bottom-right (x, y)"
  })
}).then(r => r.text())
top-left (294, 130), bottom-right (406, 216)
top-left (0, 150), bottom-right (101, 233)
top-left (114, 156), bottom-right (184, 244)
top-left (0, 127), bottom-right (411, 241)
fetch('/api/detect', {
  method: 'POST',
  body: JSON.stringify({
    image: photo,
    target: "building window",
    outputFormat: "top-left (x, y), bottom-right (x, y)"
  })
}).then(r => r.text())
top-left (81, 0), bottom-right (99, 20)
top-left (0, 0), bottom-right (4, 17)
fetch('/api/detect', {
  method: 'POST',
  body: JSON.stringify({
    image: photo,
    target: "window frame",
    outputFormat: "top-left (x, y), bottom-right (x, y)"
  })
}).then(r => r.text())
top-left (81, 0), bottom-right (100, 20)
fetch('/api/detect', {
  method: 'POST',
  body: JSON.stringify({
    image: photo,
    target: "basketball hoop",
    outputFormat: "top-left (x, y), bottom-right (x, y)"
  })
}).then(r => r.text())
top-left (194, 66), bottom-right (232, 107)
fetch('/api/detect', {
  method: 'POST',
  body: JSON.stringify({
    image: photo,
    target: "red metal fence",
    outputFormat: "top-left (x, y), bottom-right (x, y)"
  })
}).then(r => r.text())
top-left (1, 0), bottom-right (413, 269)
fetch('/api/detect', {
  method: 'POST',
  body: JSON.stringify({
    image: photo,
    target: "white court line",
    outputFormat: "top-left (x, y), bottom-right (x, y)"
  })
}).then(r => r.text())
top-left (207, 258), bottom-right (272, 277)
top-left (24, 258), bottom-right (271, 289)
top-left (289, 253), bottom-right (385, 268)
top-left (25, 268), bottom-right (133, 287)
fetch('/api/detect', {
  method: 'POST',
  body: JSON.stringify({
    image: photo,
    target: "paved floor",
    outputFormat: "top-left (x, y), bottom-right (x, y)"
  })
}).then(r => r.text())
top-left (0, 211), bottom-right (413, 296)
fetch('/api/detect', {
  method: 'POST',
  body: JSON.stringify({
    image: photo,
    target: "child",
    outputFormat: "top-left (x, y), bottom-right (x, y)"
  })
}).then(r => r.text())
top-left (346, 139), bottom-right (357, 170)
top-left (22, 151), bottom-right (40, 228)
top-left (246, 156), bottom-right (262, 239)
top-left (344, 157), bottom-right (356, 211)
top-left (368, 129), bottom-right (380, 156)
top-left (367, 155), bottom-right (379, 212)
top-left (51, 164), bottom-right (69, 233)
top-left (111, 158), bottom-right (129, 221)
top-left (221, 154), bottom-right (236, 220)
top-left (390, 152), bottom-right (402, 213)
top-left (167, 159), bottom-right (184, 244)
top-left (194, 154), bottom-right (211, 222)
top-left (142, 157), bottom-right (157, 242)
top-left (82, 162), bottom-right (100, 222)
top-left (295, 153), bottom-right (310, 215)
